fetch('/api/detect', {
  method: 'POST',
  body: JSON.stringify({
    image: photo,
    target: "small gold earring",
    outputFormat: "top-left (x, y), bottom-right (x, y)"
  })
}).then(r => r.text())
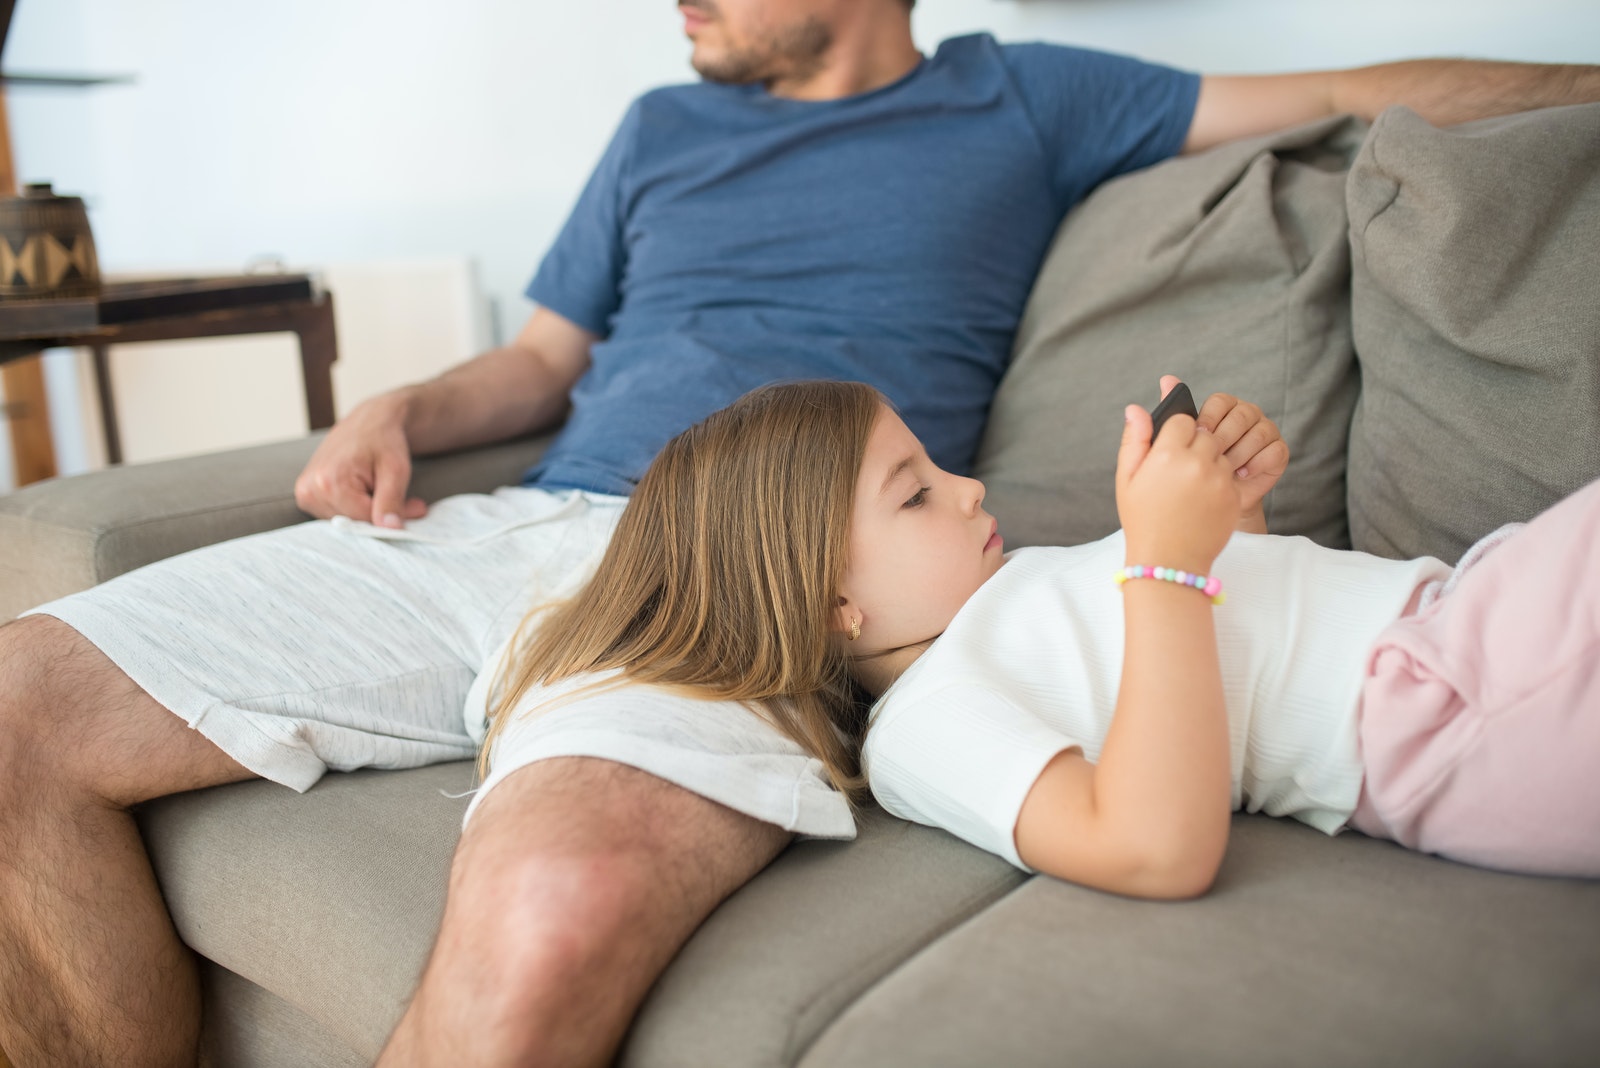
top-left (848, 618), bottom-right (861, 642)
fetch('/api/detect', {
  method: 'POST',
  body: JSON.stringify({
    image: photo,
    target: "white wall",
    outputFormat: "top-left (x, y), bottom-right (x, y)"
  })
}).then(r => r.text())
top-left (3, 0), bottom-right (1597, 485)
top-left (98, 258), bottom-right (485, 466)
top-left (12, 0), bottom-right (1599, 343)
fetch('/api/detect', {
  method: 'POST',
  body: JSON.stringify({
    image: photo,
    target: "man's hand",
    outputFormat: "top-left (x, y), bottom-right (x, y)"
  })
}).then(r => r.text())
top-left (1157, 375), bottom-right (1288, 533)
top-left (294, 390), bottom-right (429, 527)
top-left (289, 308), bottom-right (597, 528)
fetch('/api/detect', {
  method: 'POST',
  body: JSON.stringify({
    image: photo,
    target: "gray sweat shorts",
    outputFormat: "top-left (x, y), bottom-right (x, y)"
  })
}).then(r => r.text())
top-left (26, 486), bottom-right (854, 840)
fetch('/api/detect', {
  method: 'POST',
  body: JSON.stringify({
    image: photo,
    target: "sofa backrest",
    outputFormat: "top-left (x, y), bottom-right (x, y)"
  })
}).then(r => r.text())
top-left (977, 114), bottom-right (1367, 552)
top-left (978, 102), bottom-right (1600, 566)
top-left (1345, 101), bottom-right (1600, 563)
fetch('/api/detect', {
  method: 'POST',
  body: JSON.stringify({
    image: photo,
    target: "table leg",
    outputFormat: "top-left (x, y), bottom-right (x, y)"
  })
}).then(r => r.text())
top-left (294, 294), bottom-right (338, 430)
top-left (1, 354), bottom-right (57, 485)
top-left (89, 344), bottom-right (123, 465)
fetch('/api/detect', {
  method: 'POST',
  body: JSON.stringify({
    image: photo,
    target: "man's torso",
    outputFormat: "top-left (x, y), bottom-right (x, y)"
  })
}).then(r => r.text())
top-left (524, 34), bottom-right (1200, 494)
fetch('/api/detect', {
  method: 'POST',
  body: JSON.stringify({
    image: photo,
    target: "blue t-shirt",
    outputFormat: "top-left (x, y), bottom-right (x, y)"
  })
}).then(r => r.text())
top-left (524, 33), bottom-right (1198, 495)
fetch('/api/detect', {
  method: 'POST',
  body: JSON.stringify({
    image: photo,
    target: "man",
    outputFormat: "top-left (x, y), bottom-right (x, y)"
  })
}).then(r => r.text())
top-left (0, 1), bottom-right (1595, 1064)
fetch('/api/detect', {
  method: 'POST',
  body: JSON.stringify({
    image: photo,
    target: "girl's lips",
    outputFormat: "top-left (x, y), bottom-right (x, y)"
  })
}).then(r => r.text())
top-left (985, 521), bottom-right (1003, 552)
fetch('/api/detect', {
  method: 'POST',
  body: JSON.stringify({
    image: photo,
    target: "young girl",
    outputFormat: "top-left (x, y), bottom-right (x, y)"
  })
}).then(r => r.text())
top-left (480, 378), bottom-right (1600, 897)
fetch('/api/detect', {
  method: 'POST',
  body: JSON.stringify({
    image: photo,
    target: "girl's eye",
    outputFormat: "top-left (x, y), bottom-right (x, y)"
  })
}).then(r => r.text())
top-left (903, 486), bottom-right (929, 509)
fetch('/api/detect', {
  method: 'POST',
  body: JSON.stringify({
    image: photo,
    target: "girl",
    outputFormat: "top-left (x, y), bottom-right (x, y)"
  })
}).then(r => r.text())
top-left (481, 379), bottom-right (1600, 897)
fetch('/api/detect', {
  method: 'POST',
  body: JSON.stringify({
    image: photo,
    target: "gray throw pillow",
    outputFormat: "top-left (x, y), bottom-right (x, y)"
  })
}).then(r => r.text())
top-left (1346, 102), bottom-right (1600, 565)
top-left (977, 115), bottom-right (1367, 550)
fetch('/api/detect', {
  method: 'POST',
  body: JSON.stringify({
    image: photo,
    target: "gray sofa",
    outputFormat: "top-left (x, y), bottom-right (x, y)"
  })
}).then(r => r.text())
top-left (4, 103), bottom-right (1599, 1066)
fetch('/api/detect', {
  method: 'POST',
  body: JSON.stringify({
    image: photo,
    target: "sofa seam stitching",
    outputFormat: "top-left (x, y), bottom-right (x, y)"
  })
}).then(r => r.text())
top-left (780, 874), bottom-right (1029, 1065)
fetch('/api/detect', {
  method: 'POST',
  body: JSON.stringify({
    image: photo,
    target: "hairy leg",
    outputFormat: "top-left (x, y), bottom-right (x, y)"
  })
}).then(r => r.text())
top-left (379, 756), bottom-right (792, 1067)
top-left (0, 617), bottom-right (255, 1068)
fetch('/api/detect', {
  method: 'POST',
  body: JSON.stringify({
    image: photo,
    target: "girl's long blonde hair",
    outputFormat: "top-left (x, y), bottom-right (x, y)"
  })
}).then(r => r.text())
top-left (478, 380), bottom-right (883, 800)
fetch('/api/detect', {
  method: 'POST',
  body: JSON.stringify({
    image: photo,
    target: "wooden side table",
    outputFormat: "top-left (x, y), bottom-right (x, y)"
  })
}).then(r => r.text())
top-left (0, 274), bottom-right (338, 472)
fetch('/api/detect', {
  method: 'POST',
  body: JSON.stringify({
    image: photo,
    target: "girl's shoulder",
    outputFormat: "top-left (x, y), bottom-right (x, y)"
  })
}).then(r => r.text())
top-left (870, 537), bottom-right (1126, 715)
top-left (995, 534), bottom-right (1128, 590)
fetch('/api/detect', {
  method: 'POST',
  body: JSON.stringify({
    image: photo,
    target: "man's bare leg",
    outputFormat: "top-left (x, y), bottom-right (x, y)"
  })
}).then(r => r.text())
top-left (0, 617), bottom-right (255, 1067)
top-left (379, 757), bottom-right (791, 1067)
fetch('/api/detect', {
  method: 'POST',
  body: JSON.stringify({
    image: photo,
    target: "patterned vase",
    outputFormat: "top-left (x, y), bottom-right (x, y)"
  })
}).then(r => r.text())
top-left (0, 182), bottom-right (101, 300)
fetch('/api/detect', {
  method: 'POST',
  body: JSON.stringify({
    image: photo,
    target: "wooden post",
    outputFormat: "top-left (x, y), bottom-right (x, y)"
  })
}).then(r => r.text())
top-left (0, 83), bottom-right (59, 485)
top-left (0, 19), bottom-right (26, 1066)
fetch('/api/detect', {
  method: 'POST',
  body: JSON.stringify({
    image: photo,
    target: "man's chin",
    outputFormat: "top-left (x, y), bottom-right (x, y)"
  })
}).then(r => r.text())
top-left (690, 51), bottom-right (763, 86)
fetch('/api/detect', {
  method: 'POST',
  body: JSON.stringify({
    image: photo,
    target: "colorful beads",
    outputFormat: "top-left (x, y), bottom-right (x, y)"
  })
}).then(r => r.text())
top-left (1115, 564), bottom-right (1225, 605)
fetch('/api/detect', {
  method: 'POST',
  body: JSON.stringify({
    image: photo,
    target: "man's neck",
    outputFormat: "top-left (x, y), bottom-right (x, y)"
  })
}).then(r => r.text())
top-left (765, 22), bottom-right (921, 101)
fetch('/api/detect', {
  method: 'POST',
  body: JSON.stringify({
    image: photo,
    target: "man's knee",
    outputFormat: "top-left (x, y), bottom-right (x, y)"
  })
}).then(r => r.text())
top-left (469, 847), bottom-right (651, 973)
top-left (432, 760), bottom-right (791, 1027)
top-left (419, 843), bottom-right (657, 1060)
top-left (460, 758), bottom-right (790, 918)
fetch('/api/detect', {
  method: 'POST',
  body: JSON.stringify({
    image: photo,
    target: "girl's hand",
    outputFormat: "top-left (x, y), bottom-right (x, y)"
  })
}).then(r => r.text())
top-left (1158, 375), bottom-right (1290, 533)
top-left (1115, 398), bottom-right (1239, 575)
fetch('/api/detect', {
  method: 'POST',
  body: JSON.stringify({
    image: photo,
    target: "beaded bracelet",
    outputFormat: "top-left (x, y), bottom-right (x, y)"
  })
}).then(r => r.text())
top-left (1114, 565), bottom-right (1226, 605)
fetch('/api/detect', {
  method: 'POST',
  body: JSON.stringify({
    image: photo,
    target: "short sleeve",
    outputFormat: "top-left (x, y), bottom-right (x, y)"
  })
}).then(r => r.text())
top-left (524, 101), bottom-right (641, 335)
top-left (863, 683), bottom-right (1078, 870)
top-left (1000, 43), bottom-right (1200, 208)
top-left (466, 673), bottom-right (854, 839)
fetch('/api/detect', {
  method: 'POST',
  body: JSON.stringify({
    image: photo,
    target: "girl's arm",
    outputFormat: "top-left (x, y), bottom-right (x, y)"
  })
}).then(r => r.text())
top-left (1013, 404), bottom-right (1240, 899)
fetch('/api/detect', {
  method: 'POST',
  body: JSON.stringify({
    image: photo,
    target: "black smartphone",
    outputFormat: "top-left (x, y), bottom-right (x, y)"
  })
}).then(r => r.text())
top-left (1149, 381), bottom-right (1197, 444)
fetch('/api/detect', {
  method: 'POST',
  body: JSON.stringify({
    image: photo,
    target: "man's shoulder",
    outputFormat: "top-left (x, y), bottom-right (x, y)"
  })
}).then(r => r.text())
top-left (629, 78), bottom-right (756, 116)
top-left (988, 37), bottom-right (1116, 74)
top-left (634, 79), bottom-right (716, 105)
top-left (611, 79), bottom-right (775, 142)
top-left (935, 34), bottom-right (1138, 94)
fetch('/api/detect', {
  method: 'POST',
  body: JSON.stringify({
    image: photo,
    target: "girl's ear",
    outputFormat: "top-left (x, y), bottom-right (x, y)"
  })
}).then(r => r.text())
top-left (831, 595), bottom-right (859, 638)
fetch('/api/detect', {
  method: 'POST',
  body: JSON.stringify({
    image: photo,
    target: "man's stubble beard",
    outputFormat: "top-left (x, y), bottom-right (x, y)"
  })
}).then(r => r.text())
top-left (691, 14), bottom-right (834, 87)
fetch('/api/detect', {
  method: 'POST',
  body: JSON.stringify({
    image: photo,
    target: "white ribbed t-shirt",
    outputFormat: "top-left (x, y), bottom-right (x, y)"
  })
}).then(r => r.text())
top-left (862, 531), bottom-right (1449, 870)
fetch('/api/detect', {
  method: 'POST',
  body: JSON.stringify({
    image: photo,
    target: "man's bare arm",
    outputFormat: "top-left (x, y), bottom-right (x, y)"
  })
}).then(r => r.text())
top-left (395, 306), bottom-right (598, 455)
top-left (294, 306), bottom-right (597, 525)
top-left (1185, 59), bottom-right (1600, 154)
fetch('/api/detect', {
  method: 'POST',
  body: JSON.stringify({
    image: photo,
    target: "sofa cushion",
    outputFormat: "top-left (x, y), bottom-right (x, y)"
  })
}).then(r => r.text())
top-left (136, 764), bottom-right (1026, 1066)
top-left (1346, 102), bottom-right (1600, 564)
top-left (199, 966), bottom-right (365, 1068)
top-left (799, 816), bottom-right (1600, 1067)
top-left (976, 115), bottom-right (1366, 551)
top-left (618, 803), bottom-right (1024, 1067)
top-left (138, 765), bottom-right (470, 1057)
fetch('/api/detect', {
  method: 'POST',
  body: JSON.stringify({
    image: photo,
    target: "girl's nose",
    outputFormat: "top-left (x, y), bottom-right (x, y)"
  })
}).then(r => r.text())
top-left (961, 475), bottom-right (986, 514)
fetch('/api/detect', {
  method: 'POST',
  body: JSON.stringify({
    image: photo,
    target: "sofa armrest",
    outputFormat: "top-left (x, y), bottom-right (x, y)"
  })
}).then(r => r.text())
top-left (0, 432), bottom-right (554, 622)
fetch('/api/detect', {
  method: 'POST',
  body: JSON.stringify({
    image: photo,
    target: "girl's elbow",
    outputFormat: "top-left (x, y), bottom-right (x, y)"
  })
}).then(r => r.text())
top-left (1034, 840), bottom-right (1225, 900)
top-left (1126, 830), bottom-right (1229, 900)
top-left (1164, 830), bottom-right (1230, 898)
top-left (1149, 855), bottom-right (1222, 900)
top-left (1028, 810), bottom-right (1230, 900)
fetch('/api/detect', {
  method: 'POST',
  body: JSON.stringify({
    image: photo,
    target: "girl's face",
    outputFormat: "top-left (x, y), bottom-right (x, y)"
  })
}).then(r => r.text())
top-left (837, 406), bottom-right (1007, 653)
